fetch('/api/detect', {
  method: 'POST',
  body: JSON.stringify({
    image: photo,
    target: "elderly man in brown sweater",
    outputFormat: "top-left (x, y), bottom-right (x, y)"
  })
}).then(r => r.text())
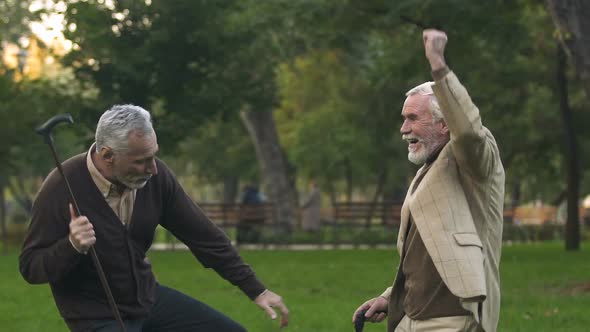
top-left (352, 30), bottom-right (504, 332)
top-left (19, 105), bottom-right (289, 331)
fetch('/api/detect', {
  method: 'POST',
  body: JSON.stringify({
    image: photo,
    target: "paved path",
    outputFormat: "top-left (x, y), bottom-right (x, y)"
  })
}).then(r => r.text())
top-left (151, 243), bottom-right (395, 251)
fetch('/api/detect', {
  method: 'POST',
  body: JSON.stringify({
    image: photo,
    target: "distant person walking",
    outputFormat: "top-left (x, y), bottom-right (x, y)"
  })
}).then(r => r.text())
top-left (301, 180), bottom-right (321, 232)
top-left (237, 184), bottom-right (265, 244)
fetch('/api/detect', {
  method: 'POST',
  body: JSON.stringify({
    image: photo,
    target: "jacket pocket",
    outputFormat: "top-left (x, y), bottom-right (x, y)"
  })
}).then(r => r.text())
top-left (453, 232), bottom-right (483, 249)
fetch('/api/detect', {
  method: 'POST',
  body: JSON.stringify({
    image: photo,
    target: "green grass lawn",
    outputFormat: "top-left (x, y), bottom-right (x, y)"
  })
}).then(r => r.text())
top-left (1, 242), bottom-right (589, 331)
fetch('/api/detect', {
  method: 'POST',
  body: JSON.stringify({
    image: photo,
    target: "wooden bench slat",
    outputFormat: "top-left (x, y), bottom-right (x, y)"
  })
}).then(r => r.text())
top-left (332, 201), bottom-right (404, 227)
top-left (197, 202), bottom-right (275, 226)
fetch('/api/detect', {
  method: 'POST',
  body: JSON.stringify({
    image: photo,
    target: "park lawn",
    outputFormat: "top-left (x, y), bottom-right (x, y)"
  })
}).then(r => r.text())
top-left (1, 242), bottom-right (589, 332)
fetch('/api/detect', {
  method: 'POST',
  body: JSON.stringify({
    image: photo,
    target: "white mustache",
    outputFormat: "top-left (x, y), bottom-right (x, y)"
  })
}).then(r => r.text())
top-left (402, 134), bottom-right (422, 142)
top-left (133, 176), bottom-right (151, 183)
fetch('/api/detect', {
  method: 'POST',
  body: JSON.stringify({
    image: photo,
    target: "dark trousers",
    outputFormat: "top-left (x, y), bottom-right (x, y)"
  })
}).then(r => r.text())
top-left (88, 285), bottom-right (246, 332)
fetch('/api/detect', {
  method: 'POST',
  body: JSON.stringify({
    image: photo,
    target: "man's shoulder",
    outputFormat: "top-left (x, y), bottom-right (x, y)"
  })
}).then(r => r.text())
top-left (151, 158), bottom-right (179, 189)
top-left (42, 153), bottom-right (86, 187)
top-left (155, 158), bottom-right (174, 177)
top-left (447, 126), bottom-right (505, 180)
top-left (35, 153), bottom-right (86, 203)
top-left (62, 152), bottom-right (87, 168)
top-left (448, 126), bottom-right (501, 156)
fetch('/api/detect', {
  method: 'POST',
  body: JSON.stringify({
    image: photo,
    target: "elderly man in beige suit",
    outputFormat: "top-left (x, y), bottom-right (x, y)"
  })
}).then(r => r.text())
top-left (352, 29), bottom-right (505, 332)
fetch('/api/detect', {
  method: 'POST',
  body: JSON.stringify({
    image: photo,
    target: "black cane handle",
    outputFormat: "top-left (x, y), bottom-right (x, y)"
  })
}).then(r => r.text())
top-left (35, 113), bottom-right (74, 144)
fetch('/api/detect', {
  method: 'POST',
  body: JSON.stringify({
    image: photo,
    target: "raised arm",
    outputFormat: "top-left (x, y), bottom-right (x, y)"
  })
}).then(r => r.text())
top-left (423, 29), bottom-right (501, 179)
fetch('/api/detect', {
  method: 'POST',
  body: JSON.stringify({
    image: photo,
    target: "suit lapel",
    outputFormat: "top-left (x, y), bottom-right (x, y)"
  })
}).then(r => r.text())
top-left (397, 164), bottom-right (426, 253)
top-left (396, 145), bottom-right (451, 254)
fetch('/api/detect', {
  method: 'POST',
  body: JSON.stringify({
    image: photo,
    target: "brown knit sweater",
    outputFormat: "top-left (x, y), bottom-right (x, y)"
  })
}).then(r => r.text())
top-left (19, 153), bottom-right (265, 325)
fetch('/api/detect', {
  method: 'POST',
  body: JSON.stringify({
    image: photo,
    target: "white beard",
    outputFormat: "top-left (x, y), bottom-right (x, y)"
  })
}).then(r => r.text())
top-left (403, 134), bottom-right (445, 165)
top-left (408, 148), bottom-right (429, 165)
top-left (119, 175), bottom-right (152, 189)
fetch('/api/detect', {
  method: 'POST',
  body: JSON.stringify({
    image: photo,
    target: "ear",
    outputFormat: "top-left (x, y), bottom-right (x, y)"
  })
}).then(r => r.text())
top-left (440, 121), bottom-right (449, 136)
top-left (99, 146), bottom-right (115, 165)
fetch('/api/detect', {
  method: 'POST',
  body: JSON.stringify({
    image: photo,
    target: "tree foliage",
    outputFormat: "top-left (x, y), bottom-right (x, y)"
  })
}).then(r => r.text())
top-left (2, 0), bottom-right (587, 213)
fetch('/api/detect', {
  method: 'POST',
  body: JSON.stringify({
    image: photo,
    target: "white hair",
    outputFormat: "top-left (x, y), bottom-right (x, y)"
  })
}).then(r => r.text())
top-left (95, 104), bottom-right (153, 153)
top-left (405, 82), bottom-right (444, 122)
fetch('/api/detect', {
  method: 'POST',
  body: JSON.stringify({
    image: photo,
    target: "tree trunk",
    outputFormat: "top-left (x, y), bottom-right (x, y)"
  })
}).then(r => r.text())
top-left (240, 109), bottom-right (296, 233)
top-left (510, 181), bottom-right (520, 209)
top-left (509, 180), bottom-right (521, 223)
top-left (344, 159), bottom-right (353, 203)
top-left (0, 176), bottom-right (6, 254)
top-left (223, 176), bottom-right (238, 204)
top-left (326, 178), bottom-right (337, 206)
top-left (546, 0), bottom-right (590, 100)
top-left (556, 43), bottom-right (580, 251)
top-left (8, 176), bottom-right (32, 215)
top-left (366, 167), bottom-right (387, 228)
top-left (284, 151), bottom-right (298, 205)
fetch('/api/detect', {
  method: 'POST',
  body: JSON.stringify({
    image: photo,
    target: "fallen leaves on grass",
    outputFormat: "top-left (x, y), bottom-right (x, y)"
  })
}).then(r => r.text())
top-left (561, 282), bottom-right (590, 296)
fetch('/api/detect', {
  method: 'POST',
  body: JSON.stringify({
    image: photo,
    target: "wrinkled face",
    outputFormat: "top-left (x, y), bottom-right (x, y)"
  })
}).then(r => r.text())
top-left (400, 94), bottom-right (449, 165)
top-left (111, 130), bottom-right (159, 189)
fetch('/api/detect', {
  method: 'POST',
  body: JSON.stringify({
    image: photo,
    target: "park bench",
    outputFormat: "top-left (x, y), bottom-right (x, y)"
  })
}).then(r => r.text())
top-left (199, 202), bottom-right (276, 244)
top-left (331, 201), bottom-right (404, 228)
top-left (333, 201), bottom-right (518, 227)
top-left (198, 201), bottom-right (520, 230)
top-left (197, 202), bottom-right (275, 227)
top-left (162, 202), bottom-right (274, 248)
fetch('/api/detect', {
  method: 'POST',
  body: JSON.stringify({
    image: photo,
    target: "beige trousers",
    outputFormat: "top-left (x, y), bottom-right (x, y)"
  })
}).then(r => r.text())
top-left (394, 315), bottom-right (482, 332)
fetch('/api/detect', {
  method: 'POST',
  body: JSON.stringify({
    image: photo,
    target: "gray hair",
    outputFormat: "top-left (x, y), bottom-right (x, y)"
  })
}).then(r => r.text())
top-left (95, 104), bottom-right (153, 153)
top-left (405, 82), bottom-right (444, 122)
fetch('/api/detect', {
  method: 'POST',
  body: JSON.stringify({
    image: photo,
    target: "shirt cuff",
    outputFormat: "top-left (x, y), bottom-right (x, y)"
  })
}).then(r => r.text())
top-left (431, 66), bottom-right (451, 81)
top-left (380, 286), bottom-right (393, 299)
top-left (254, 289), bottom-right (269, 300)
top-left (237, 274), bottom-right (267, 300)
top-left (68, 235), bottom-right (87, 254)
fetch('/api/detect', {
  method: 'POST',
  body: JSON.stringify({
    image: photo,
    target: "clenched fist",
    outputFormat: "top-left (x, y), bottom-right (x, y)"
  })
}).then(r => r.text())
top-left (68, 204), bottom-right (96, 254)
top-left (423, 29), bottom-right (448, 71)
top-left (352, 296), bottom-right (388, 324)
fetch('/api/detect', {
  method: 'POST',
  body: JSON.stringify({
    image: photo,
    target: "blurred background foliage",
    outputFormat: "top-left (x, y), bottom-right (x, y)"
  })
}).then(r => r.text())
top-left (1, 0), bottom-right (589, 245)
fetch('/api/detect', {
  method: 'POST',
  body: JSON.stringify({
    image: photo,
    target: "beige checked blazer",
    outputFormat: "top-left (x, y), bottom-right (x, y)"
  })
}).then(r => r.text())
top-left (384, 71), bottom-right (505, 332)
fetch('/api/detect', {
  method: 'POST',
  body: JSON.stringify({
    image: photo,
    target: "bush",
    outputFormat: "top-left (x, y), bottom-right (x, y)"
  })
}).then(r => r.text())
top-left (250, 225), bottom-right (398, 246)
top-left (152, 222), bottom-right (568, 246)
top-left (503, 223), bottom-right (564, 242)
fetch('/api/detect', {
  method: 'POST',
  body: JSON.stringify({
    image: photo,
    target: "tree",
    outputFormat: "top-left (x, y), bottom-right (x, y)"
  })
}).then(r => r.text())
top-left (275, 49), bottom-right (410, 204)
top-left (555, 43), bottom-right (580, 250)
top-left (55, 0), bottom-right (590, 240)
top-left (0, 0), bottom-right (41, 251)
top-left (61, 0), bottom-right (301, 231)
top-left (173, 116), bottom-right (259, 204)
top-left (546, 0), bottom-right (590, 100)
top-left (0, 0), bottom-right (37, 45)
top-left (545, 0), bottom-right (590, 250)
